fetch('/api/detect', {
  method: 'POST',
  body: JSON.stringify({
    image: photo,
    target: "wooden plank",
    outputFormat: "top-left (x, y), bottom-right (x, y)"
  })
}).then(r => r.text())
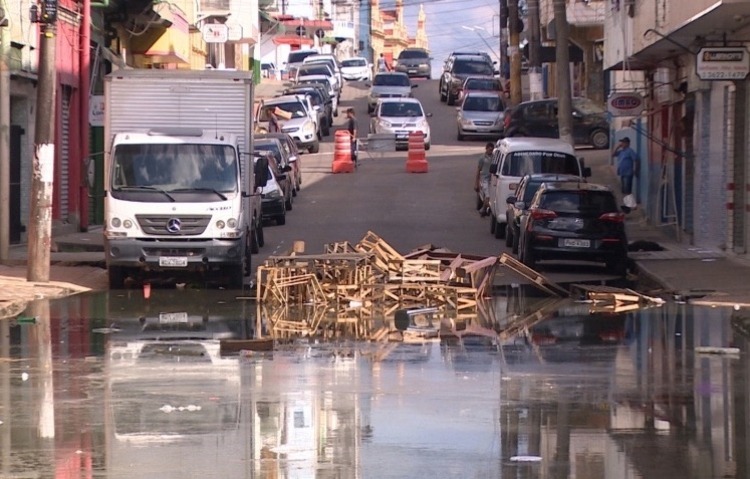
top-left (455, 256), bottom-right (499, 276)
top-left (498, 253), bottom-right (569, 297)
top-left (220, 338), bottom-right (274, 354)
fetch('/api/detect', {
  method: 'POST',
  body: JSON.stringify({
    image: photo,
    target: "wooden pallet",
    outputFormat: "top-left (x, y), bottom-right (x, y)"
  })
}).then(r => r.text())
top-left (570, 284), bottom-right (662, 304)
top-left (498, 253), bottom-right (569, 297)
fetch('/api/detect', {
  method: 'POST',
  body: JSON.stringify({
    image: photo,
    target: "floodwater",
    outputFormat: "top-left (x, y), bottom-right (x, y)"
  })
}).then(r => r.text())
top-left (0, 289), bottom-right (748, 479)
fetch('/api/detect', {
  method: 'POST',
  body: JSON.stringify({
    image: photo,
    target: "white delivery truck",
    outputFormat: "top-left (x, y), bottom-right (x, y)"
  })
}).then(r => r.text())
top-left (103, 70), bottom-right (265, 289)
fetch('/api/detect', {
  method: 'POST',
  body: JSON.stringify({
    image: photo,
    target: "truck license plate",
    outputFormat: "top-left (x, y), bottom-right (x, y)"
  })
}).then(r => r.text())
top-left (561, 239), bottom-right (590, 248)
top-left (159, 256), bottom-right (188, 267)
top-left (159, 312), bottom-right (189, 323)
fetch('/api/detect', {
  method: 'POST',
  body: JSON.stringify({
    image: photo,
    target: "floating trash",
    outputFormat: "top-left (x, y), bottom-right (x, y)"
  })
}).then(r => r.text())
top-left (510, 456), bottom-right (542, 462)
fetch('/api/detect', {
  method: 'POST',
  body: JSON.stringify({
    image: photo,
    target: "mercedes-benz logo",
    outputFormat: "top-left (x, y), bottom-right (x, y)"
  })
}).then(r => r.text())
top-left (166, 218), bottom-right (181, 233)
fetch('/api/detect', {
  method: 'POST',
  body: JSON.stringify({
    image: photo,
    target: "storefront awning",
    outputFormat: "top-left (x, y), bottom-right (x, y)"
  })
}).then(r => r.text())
top-left (272, 35), bottom-right (314, 47)
top-left (618, 1), bottom-right (750, 70)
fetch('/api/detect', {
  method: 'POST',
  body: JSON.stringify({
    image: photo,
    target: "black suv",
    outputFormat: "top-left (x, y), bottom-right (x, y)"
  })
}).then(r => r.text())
top-left (439, 55), bottom-right (495, 105)
top-left (504, 98), bottom-right (610, 149)
top-left (517, 182), bottom-right (628, 275)
top-left (394, 48), bottom-right (432, 79)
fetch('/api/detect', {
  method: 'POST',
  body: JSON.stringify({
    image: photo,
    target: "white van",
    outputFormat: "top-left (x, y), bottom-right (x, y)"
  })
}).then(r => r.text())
top-left (487, 137), bottom-right (591, 238)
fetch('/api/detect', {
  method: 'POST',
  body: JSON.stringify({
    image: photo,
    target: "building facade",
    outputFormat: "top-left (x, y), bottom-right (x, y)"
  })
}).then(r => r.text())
top-left (540, 0), bottom-right (605, 102)
top-left (605, 0), bottom-right (750, 254)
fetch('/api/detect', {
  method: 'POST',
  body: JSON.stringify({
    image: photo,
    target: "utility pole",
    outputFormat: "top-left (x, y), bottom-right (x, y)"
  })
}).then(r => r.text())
top-left (27, 16), bottom-right (58, 282)
top-left (527, 0), bottom-right (543, 100)
top-left (553, 0), bottom-right (573, 146)
top-left (499, 0), bottom-right (509, 82)
top-left (508, 0), bottom-right (522, 105)
top-left (0, 10), bottom-right (10, 262)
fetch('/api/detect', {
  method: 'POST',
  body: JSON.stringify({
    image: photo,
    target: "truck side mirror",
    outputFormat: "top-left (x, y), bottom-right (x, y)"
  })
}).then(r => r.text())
top-left (85, 157), bottom-right (96, 190)
top-left (254, 156), bottom-right (269, 189)
top-left (582, 167), bottom-right (592, 178)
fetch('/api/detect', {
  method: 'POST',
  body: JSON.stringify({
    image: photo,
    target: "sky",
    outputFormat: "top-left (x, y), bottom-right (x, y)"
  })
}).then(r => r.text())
top-left (384, 0), bottom-right (503, 65)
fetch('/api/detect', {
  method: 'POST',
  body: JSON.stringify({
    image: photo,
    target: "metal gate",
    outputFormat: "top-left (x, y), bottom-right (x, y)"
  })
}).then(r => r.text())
top-left (60, 86), bottom-right (71, 222)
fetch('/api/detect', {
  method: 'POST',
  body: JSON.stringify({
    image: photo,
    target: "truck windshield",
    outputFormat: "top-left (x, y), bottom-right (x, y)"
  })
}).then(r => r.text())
top-left (112, 143), bottom-right (238, 193)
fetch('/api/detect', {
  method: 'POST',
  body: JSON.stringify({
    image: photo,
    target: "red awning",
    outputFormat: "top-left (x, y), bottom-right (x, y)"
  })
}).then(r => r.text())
top-left (273, 35), bottom-right (314, 46)
top-left (280, 19), bottom-right (333, 30)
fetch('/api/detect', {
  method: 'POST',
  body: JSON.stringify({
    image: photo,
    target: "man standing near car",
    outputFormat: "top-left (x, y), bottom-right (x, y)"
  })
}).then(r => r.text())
top-left (612, 137), bottom-right (639, 205)
top-left (346, 108), bottom-right (358, 167)
top-left (474, 142), bottom-right (495, 217)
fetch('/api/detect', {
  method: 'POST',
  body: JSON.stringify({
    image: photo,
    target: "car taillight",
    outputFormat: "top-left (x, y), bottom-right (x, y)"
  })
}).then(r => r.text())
top-left (530, 208), bottom-right (557, 220)
top-left (599, 212), bottom-right (625, 222)
top-left (504, 115), bottom-right (511, 129)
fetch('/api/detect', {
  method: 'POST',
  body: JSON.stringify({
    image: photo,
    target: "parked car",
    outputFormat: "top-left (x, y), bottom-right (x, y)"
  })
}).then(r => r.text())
top-left (285, 49), bottom-right (319, 78)
top-left (456, 92), bottom-right (506, 141)
top-left (295, 63), bottom-right (339, 96)
top-left (457, 76), bottom-right (504, 105)
top-left (366, 72), bottom-right (416, 113)
top-left (369, 97), bottom-right (432, 150)
top-left (303, 54), bottom-right (344, 92)
top-left (254, 137), bottom-right (296, 206)
top-left (504, 173), bottom-right (585, 253)
top-left (486, 137), bottom-right (591, 239)
top-left (256, 95), bottom-right (320, 153)
top-left (394, 48), bottom-right (432, 79)
top-left (282, 85), bottom-right (333, 131)
top-left (440, 55), bottom-right (496, 105)
top-left (503, 98), bottom-right (610, 149)
top-left (253, 154), bottom-right (292, 226)
top-left (255, 133), bottom-right (302, 195)
top-left (261, 62), bottom-right (276, 78)
top-left (295, 76), bottom-right (338, 114)
top-left (279, 89), bottom-right (329, 136)
top-left (517, 182), bottom-right (628, 275)
top-left (340, 57), bottom-right (372, 81)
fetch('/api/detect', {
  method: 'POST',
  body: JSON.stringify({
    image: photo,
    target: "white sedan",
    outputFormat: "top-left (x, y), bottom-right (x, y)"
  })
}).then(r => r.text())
top-left (340, 57), bottom-right (372, 81)
top-left (369, 98), bottom-right (432, 150)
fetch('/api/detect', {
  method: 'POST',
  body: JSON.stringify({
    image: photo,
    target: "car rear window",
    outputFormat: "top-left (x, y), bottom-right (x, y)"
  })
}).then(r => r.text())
top-left (463, 95), bottom-right (504, 112)
top-left (342, 58), bottom-right (366, 67)
top-left (501, 151), bottom-right (580, 176)
top-left (540, 190), bottom-right (617, 214)
top-left (298, 65), bottom-right (331, 77)
top-left (454, 60), bottom-right (494, 76)
top-left (399, 50), bottom-right (429, 59)
top-left (465, 78), bottom-right (500, 91)
top-left (374, 74), bottom-right (410, 86)
top-left (287, 50), bottom-right (318, 64)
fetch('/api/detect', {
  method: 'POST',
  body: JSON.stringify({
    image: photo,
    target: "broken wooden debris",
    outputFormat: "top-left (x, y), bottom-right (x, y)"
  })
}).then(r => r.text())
top-left (498, 253), bottom-right (569, 297)
top-left (220, 338), bottom-right (274, 355)
top-left (570, 284), bottom-right (664, 306)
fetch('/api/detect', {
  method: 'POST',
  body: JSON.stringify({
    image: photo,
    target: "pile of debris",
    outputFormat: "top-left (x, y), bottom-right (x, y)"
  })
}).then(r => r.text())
top-left (256, 232), bottom-right (499, 317)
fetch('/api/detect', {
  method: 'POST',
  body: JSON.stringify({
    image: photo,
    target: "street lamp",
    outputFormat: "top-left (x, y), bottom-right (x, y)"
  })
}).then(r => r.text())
top-left (461, 25), bottom-right (501, 63)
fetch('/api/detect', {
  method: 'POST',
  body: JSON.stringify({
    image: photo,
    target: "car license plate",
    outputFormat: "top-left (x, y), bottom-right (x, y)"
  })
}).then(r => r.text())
top-left (396, 132), bottom-right (409, 139)
top-left (561, 239), bottom-right (590, 248)
top-left (408, 69), bottom-right (417, 74)
top-left (159, 312), bottom-right (189, 324)
top-left (159, 256), bottom-right (188, 267)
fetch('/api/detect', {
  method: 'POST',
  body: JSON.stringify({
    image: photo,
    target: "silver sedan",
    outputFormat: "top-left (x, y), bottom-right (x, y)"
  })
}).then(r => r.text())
top-left (456, 92), bottom-right (506, 141)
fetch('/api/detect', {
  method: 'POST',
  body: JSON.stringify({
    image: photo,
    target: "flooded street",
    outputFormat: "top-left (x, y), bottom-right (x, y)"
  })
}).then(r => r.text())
top-left (1, 291), bottom-right (748, 478)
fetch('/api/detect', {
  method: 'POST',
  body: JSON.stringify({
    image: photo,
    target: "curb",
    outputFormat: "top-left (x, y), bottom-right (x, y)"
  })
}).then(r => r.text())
top-left (633, 259), bottom-right (677, 293)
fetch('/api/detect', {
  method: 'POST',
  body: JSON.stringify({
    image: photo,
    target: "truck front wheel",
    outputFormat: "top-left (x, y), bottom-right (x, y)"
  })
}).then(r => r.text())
top-left (108, 266), bottom-right (127, 289)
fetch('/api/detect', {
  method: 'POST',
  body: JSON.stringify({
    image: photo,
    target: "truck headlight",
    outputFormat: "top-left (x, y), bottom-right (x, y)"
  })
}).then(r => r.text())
top-left (216, 220), bottom-right (226, 229)
top-left (123, 219), bottom-right (133, 229)
top-left (111, 217), bottom-right (121, 228)
top-left (227, 218), bottom-right (237, 229)
top-left (264, 189), bottom-right (282, 199)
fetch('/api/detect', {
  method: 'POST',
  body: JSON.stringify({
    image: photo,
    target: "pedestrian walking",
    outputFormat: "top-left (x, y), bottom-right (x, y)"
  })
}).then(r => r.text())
top-left (474, 142), bottom-right (495, 217)
top-left (346, 108), bottom-right (358, 167)
top-left (612, 136), bottom-right (639, 211)
top-left (377, 53), bottom-right (389, 73)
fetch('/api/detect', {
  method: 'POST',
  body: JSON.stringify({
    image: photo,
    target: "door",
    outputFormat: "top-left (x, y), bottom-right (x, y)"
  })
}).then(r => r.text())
top-left (524, 101), bottom-right (556, 137)
top-left (489, 149), bottom-right (503, 215)
top-left (59, 87), bottom-right (72, 222)
top-left (571, 108), bottom-right (588, 144)
top-left (9, 125), bottom-right (24, 243)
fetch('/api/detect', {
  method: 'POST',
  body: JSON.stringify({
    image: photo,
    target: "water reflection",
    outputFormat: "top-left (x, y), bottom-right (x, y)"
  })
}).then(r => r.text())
top-left (0, 293), bottom-right (748, 478)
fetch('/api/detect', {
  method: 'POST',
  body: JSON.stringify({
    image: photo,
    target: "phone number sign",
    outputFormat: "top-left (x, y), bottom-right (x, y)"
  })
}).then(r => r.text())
top-left (696, 47), bottom-right (750, 80)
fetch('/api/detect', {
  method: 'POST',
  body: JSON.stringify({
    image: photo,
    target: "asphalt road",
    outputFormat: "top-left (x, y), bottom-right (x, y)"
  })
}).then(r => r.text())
top-left (254, 79), bottom-right (618, 284)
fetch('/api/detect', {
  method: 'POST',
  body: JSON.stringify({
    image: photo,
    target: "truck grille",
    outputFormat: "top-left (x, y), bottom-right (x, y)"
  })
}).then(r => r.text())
top-left (136, 215), bottom-right (211, 236)
top-left (143, 247), bottom-right (206, 257)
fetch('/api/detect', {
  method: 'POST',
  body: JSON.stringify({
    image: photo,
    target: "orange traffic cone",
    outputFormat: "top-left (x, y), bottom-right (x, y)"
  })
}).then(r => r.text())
top-left (406, 131), bottom-right (428, 173)
top-left (332, 130), bottom-right (355, 173)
